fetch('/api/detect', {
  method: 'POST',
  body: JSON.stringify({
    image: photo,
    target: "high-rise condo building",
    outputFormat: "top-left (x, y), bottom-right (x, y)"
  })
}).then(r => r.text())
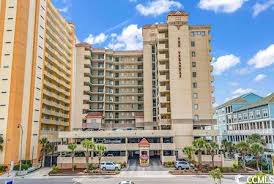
top-left (0, 0), bottom-right (75, 165)
top-left (61, 11), bottom-right (216, 168)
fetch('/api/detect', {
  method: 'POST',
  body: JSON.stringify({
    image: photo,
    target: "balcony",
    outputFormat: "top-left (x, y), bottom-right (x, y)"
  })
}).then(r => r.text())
top-left (158, 64), bottom-right (169, 71)
top-left (159, 107), bottom-right (168, 114)
top-left (158, 54), bottom-right (168, 62)
top-left (158, 33), bottom-right (168, 41)
top-left (193, 129), bottom-right (218, 137)
top-left (158, 74), bottom-right (169, 82)
top-left (159, 85), bottom-right (169, 92)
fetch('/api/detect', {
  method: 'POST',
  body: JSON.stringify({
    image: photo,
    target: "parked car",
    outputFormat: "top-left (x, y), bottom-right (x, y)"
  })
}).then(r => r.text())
top-left (118, 181), bottom-right (135, 184)
top-left (175, 161), bottom-right (191, 170)
top-left (100, 161), bottom-right (121, 171)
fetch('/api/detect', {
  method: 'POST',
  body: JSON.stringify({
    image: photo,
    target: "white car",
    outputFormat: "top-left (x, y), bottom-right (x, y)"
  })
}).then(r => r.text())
top-left (118, 181), bottom-right (135, 184)
top-left (100, 161), bottom-right (121, 171)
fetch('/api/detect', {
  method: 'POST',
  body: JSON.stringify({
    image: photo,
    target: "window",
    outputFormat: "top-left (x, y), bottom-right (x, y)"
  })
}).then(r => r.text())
top-left (178, 37), bottom-right (180, 47)
top-left (192, 82), bottom-right (197, 88)
top-left (194, 115), bottom-right (199, 121)
top-left (256, 110), bottom-right (261, 118)
top-left (194, 104), bottom-right (198, 110)
top-left (249, 112), bottom-right (254, 119)
top-left (192, 62), bottom-right (196, 67)
top-left (191, 41), bottom-right (195, 47)
top-left (243, 113), bottom-right (248, 120)
top-left (263, 109), bottom-right (268, 117)
top-left (238, 114), bottom-right (242, 121)
top-left (193, 93), bottom-right (198, 99)
top-left (192, 72), bottom-right (197, 78)
top-left (192, 51), bottom-right (196, 57)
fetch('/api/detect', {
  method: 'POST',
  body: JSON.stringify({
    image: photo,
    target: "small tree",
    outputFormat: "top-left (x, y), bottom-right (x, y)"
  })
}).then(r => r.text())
top-left (46, 144), bottom-right (56, 167)
top-left (250, 143), bottom-right (264, 171)
top-left (193, 138), bottom-right (207, 170)
top-left (206, 141), bottom-right (219, 167)
top-left (247, 134), bottom-right (265, 145)
top-left (39, 138), bottom-right (49, 167)
top-left (221, 139), bottom-right (234, 158)
top-left (68, 143), bottom-right (77, 172)
top-left (96, 144), bottom-right (106, 169)
top-left (209, 168), bottom-right (223, 184)
top-left (81, 139), bottom-right (95, 171)
top-left (235, 141), bottom-right (249, 171)
top-left (0, 136), bottom-right (3, 152)
top-left (183, 146), bottom-right (194, 162)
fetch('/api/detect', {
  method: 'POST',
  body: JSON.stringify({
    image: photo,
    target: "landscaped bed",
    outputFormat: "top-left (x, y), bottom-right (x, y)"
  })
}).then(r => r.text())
top-left (169, 166), bottom-right (257, 175)
top-left (49, 168), bottom-right (120, 176)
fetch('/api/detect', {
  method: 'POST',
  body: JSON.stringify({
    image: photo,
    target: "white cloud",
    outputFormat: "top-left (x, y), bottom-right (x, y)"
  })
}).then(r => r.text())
top-left (58, 6), bottom-right (69, 13)
top-left (84, 33), bottom-right (108, 45)
top-left (108, 24), bottom-right (143, 50)
top-left (198, 0), bottom-right (247, 13)
top-left (233, 88), bottom-right (254, 96)
top-left (225, 88), bottom-right (255, 101)
top-left (136, 0), bottom-right (182, 16)
top-left (254, 74), bottom-right (267, 81)
top-left (212, 54), bottom-right (240, 75)
top-left (248, 44), bottom-right (274, 68)
top-left (253, 0), bottom-right (274, 16)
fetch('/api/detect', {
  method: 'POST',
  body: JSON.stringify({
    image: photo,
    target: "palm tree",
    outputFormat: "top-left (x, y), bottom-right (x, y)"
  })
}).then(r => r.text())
top-left (0, 136), bottom-right (4, 151)
top-left (221, 139), bottom-right (234, 158)
top-left (96, 144), bottom-right (106, 169)
top-left (68, 143), bottom-right (77, 172)
top-left (235, 141), bottom-right (249, 171)
top-left (206, 141), bottom-right (219, 167)
top-left (192, 138), bottom-right (207, 169)
top-left (250, 143), bottom-right (264, 171)
top-left (81, 139), bottom-right (95, 170)
top-left (46, 144), bottom-right (55, 167)
top-left (183, 146), bottom-right (194, 162)
top-left (39, 138), bottom-right (49, 167)
top-left (247, 134), bottom-right (265, 145)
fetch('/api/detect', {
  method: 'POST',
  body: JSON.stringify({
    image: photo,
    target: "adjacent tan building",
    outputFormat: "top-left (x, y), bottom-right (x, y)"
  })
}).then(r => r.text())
top-left (60, 11), bottom-right (216, 167)
top-left (0, 0), bottom-right (75, 165)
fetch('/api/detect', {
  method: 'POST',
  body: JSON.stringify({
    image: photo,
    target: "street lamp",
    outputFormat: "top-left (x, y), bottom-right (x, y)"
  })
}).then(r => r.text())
top-left (17, 124), bottom-right (23, 174)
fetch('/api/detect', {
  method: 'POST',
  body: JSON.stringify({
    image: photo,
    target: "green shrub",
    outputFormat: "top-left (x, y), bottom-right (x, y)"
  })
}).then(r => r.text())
top-left (51, 165), bottom-right (59, 174)
top-left (118, 162), bottom-right (127, 168)
top-left (0, 165), bottom-right (7, 173)
top-left (164, 161), bottom-right (174, 167)
top-left (209, 168), bottom-right (223, 184)
top-left (88, 163), bottom-right (97, 171)
top-left (13, 164), bottom-right (30, 171)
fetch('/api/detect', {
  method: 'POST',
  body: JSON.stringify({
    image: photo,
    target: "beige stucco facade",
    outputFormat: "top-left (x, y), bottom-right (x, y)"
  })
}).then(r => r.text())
top-left (0, 0), bottom-right (75, 165)
top-left (58, 11), bottom-right (216, 166)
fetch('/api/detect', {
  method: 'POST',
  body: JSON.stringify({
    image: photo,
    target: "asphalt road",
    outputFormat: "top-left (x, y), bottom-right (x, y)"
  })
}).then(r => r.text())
top-left (0, 175), bottom-right (237, 184)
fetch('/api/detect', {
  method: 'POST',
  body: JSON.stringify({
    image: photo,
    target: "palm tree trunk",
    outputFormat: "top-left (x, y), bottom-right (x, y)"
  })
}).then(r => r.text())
top-left (242, 153), bottom-right (246, 171)
top-left (198, 151), bottom-right (202, 170)
top-left (85, 150), bottom-right (89, 170)
top-left (256, 157), bottom-right (260, 171)
top-left (98, 156), bottom-right (101, 170)
top-left (72, 154), bottom-right (75, 172)
top-left (211, 153), bottom-right (215, 167)
top-left (42, 148), bottom-right (45, 167)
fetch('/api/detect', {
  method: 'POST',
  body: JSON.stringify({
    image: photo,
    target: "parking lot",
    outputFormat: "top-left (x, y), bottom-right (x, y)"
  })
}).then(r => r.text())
top-left (124, 158), bottom-right (169, 171)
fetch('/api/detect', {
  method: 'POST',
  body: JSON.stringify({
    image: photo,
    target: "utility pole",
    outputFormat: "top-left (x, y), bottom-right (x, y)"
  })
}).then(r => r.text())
top-left (17, 124), bottom-right (23, 174)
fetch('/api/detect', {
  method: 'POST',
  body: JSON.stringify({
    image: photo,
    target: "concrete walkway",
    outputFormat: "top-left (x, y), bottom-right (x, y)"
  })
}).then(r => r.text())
top-left (24, 167), bottom-right (51, 178)
top-left (118, 171), bottom-right (174, 178)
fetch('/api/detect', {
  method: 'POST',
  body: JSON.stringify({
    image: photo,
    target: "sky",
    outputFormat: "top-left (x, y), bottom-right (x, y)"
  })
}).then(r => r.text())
top-left (53, 0), bottom-right (274, 106)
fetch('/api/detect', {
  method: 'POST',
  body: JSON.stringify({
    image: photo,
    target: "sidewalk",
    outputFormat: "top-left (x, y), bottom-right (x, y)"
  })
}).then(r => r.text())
top-left (24, 167), bottom-right (52, 178)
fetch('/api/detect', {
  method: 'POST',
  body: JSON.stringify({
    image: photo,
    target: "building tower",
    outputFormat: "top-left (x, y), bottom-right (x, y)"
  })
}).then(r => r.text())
top-left (0, 0), bottom-right (75, 165)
